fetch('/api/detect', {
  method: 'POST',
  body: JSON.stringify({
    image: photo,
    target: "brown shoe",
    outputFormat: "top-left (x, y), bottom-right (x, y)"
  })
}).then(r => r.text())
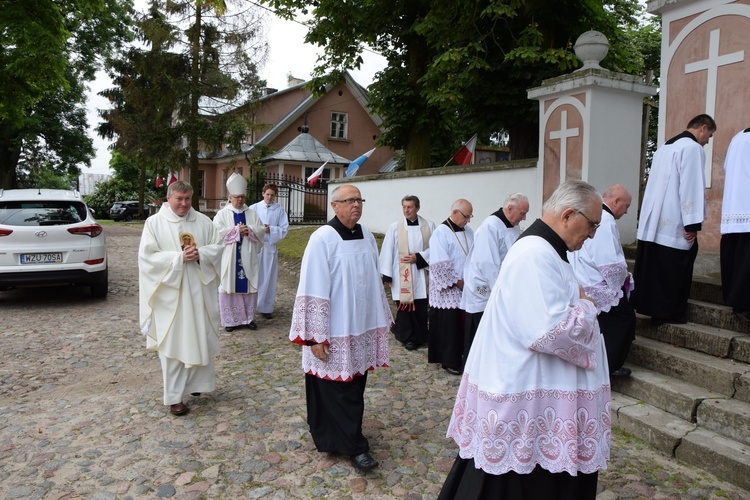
top-left (170, 402), bottom-right (188, 416)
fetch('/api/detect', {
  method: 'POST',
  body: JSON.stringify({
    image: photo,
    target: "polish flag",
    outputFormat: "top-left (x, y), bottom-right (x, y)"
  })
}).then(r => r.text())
top-left (346, 148), bottom-right (376, 177)
top-left (155, 176), bottom-right (163, 188)
top-left (452, 134), bottom-right (477, 165)
top-left (167, 172), bottom-right (178, 185)
top-left (307, 161), bottom-right (328, 187)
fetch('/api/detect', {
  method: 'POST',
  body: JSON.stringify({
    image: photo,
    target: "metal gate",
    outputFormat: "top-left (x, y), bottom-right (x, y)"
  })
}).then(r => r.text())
top-left (250, 173), bottom-right (328, 225)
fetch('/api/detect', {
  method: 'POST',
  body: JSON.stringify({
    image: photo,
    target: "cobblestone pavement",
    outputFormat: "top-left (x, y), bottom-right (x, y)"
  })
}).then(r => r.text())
top-left (1, 224), bottom-right (748, 499)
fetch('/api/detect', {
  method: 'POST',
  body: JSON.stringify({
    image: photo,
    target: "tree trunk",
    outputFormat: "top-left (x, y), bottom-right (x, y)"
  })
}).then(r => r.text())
top-left (508, 122), bottom-right (540, 161)
top-left (189, 4), bottom-right (201, 208)
top-left (405, 129), bottom-right (431, 171)
top-left (403, 17), bottom-right (432, 171)
top-left (0, 124), bottom-right (22, 189)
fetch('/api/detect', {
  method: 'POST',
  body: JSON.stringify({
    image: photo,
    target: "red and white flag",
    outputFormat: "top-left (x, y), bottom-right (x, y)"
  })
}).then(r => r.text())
top-left (307, 161), bottom-right (328, 187)
top-left (452, 134), bottom-right (477, 165)
top-left (155, 176), bottom-right (163, 188)
top-left (167, 172), bottom-right (178, 185)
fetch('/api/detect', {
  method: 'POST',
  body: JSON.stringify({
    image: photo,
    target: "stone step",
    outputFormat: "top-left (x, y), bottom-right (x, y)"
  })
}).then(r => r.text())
top-left (612, 392), bottom-right (750, 492)
top-left (611, 364), bottom-right (750, 447)
top-left (687, 299), bottom-right (750, 335)
top-left (690, 277), bottom-right (724, 304)
top-left (626, 336), bottom-right (750, 403)
top-left (611, 363), bottom-right (724, 422)
top-left (635, 314), bottom-right (750, 362)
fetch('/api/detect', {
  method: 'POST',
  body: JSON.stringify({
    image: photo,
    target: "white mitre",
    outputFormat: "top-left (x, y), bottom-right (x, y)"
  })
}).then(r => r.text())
top-left (226, 172), bottom-right (247, 196)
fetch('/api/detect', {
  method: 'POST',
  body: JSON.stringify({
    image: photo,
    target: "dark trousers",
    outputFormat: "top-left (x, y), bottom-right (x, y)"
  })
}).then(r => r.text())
top-left (463, 311), bottom-right (484, 369)
top-left (305, 372), bottom-right (369, 456)
top-left (631, 239), bottom-right (698, 322)
top-left (598, 295), bottom-right (636, 372)
top-left (393, 298), bottom-right (429, 346)
top-left (721, 233), bottom-right (750, 312)
top-left (428, 308), bottom-right (464, 370)
top-left (438, 455), bottom-right (598, 500)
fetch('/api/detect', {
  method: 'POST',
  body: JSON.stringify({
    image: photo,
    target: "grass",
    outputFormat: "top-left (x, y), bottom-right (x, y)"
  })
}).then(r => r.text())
top-left (278, 225), bottom-right (385, 263)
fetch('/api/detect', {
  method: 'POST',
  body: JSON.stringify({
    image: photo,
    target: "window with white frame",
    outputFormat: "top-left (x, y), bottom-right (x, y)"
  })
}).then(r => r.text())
top-left (197, 170), bottom-right (205, 198)
top-left (330, 112), bottom-right (348, 139)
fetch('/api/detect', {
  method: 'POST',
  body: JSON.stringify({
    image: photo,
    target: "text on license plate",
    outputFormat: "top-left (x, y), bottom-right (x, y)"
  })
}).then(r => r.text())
top-left (21, 253), bottom-right (63, 264)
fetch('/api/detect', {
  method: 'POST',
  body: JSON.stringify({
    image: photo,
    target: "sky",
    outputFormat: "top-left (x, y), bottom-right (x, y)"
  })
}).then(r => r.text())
top-left (84, 5), bottom-right (388, 175)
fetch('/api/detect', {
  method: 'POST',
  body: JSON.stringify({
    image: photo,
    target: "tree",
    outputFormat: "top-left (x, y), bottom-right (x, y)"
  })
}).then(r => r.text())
top-left (0, 0), bottom-right (132, 189)
top-left (98, 0), bottom-right (269, 208)
top-left (263, 0), bottom-right (657, 166)
top-left (84, 151), bottom-right (158, 218)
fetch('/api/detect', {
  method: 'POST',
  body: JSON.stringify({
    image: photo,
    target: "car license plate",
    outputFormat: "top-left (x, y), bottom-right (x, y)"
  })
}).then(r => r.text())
top-left (21, 253), bottom-right (63, 264)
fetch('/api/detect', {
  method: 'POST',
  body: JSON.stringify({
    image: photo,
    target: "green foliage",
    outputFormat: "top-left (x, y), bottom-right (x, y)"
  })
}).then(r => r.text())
top-left (0, 0), bottom-right (133, 189)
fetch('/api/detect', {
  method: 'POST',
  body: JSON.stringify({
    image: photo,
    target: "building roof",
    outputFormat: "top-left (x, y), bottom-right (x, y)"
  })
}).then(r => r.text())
top-left (259, 130), bottom-right (351, 165)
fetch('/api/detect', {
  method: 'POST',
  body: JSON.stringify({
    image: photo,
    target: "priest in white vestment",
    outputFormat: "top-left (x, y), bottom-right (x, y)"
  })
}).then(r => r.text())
top-left (249, 182), bottom-right (289, 320)
top-left (213, 173), bottom-right (265, 331)
top-left (139, 181), bottom-right (224, 416)
top-left (632, 114), bottom-right (716, 325)
top-left (439, 180), bottom-right (609, 499)
top-left (428, 199), bottom-right (474, 376)
top-left (461, 192), bottom-right (528, 368)
top-left (569, 185), bottom-right (635, 378)
top-left (290, 185), bottom-right (393, 472)
top-left (379, 195), bottom-right (435, 350)
top-left (721, 128), bottom-right (750, 322)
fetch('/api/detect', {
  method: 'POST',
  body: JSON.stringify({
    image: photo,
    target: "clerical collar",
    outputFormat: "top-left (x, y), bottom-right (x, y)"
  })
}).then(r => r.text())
top-left (744, 127), bottom-right (750, 133)
top-left (492, 207), bottom-right (513, 228)
top-left (443, 217), bottom-right (464, 232)
top-left (666, 130), bottom-right (697, 145)
top-left (406, 217), bottom-right (419, 226)
top-left (328, 216), bottom-right (364, 240)
top-left (602, 204), bottom-right (614, 217)
top-left (518, 219), bottom-right (569, 262)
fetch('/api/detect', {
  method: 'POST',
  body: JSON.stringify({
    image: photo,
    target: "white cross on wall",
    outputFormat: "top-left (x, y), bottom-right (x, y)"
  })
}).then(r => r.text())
top-left (549, 110), bottom-right (580, 184)
top-left (684, 28), bottom-right (744, 185)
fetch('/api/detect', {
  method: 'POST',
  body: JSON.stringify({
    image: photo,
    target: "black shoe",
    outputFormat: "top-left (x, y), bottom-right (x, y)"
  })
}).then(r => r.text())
top-left (444, 367), bottom-right (462, 376)
top-left (190, 393), bottom-right (201, 397)
top-left (247, 321), bottom-right (257, 330)
top-left (262, 313), bottom-right (274, 320)
top-left (225, 326), bottom-right (237, 332)
top-left (610, 367), bottom-right (632, 378)
top-left (403, 341), bottom-right (417, 351)
top-left (351, 452), bottom-right (379, 471)
top-left (735, 310), bottom-right (750, 323)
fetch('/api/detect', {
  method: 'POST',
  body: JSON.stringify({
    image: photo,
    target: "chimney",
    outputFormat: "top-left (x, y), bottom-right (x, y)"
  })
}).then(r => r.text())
top-left (287, 74), bottom-right (305, 87)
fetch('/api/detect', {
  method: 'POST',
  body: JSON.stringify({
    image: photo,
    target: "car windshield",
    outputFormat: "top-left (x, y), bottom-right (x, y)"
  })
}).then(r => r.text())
top-left (0, 201), bottom-right (87, 226)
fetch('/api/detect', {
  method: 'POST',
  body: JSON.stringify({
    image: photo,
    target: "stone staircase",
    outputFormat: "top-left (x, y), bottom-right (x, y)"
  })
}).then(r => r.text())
top-left (611, 275), bottom-right (750, 491)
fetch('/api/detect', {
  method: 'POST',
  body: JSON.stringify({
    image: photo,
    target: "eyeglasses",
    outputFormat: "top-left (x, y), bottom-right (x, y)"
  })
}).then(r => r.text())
top-left (576, 210), bottom-right (600, 232)
top-left (333, 198), bottom-right (366, 205)
top-left (458, 210), bottom-right (474, 220)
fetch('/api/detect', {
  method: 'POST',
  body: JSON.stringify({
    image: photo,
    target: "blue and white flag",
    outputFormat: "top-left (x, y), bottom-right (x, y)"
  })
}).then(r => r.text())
top-left (346, 148), bottom-right (376, 177)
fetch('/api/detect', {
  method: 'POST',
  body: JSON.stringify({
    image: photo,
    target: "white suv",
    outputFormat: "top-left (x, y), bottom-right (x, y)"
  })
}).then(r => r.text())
top-left (0, 189), bottom-right (108, 297)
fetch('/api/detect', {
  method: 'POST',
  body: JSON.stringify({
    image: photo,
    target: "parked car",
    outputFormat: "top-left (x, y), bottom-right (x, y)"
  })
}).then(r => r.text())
top-left (109, 200), bottom-right (147, 221)
top-left (0, 189), bottom-right (108, 297)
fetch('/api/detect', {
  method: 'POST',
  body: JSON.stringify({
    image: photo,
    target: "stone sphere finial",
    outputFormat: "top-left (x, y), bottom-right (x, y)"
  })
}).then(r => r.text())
top-left (574, 30), bottom-right (609, 70)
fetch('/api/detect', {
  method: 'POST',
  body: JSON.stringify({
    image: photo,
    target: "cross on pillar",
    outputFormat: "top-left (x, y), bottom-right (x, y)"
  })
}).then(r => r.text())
top-left (684, 28), bottom-right (744, 185)
top-left (549, 110), bottom-right (580, 184)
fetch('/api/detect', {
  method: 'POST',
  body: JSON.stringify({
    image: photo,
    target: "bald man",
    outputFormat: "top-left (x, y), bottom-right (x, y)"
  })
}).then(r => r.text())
top-left (428, 199), bottom-right (475, 375)
top-left (569, 184), bottom-right (635, 377)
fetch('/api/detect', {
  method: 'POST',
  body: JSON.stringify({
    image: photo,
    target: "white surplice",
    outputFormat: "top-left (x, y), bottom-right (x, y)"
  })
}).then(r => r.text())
top-left (249, 201), bottom-right (289, 312)
top-left (460, 211), bottom-right (520, 314)
top-left (637, 134), bottom-right (706, 250)
top-left (213, 204), bottom-right (265, 293)
top-left (446, 222), bottom-right (610, 476)
top-left (289, 224), bottom-right (393, 381)
top-left (721, 129), bottom-right (750, 235)
top-left (429, 221), bottom-right (474, 309)
top-left (138, 204), bottom-right (224, 403)
top-left (569, 207), bottom-right (631, 313)
top-left (379, 216), bottom-right (436, 301)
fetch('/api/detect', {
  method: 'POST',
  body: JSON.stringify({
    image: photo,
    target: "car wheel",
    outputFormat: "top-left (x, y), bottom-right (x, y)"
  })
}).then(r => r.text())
top-left (125, 213), bottom-right (133, 222)
top-left (90, 268), bottom-right (108, 298)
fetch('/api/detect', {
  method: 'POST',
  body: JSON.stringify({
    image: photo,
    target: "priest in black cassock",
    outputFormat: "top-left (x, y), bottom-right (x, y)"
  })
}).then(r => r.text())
top-left (721, 127), bottom-right (750, 322)
top-left (631, 114), bottom-right (716, 324)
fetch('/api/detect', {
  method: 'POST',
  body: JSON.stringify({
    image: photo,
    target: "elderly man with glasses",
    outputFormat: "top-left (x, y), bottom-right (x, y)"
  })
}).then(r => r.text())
top-left (439, 180), bottom-right (609, 499)
top-left (290, 184), bottom-right (393, 472)
top-left (213, 173), bottom-right (265, 332)
top-left (428, 198), bottom-right (475, 376)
